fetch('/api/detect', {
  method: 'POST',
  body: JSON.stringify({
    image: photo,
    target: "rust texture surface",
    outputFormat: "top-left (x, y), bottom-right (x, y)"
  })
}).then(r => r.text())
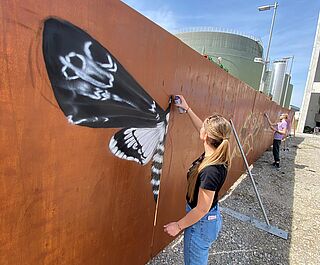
top-left (0, 1), bottom-right (294, 264)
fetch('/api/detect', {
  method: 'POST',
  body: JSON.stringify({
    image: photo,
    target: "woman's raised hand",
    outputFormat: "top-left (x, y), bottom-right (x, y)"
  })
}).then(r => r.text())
top-left (175, 95), bottom-right (190, 111)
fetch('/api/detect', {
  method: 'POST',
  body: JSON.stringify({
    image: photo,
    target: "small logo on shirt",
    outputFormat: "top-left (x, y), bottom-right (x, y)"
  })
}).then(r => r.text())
top-left (208, 215), bottom-right (217, 221)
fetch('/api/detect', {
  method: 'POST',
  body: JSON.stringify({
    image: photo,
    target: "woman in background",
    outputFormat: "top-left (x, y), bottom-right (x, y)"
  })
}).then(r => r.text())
top-left (265, 113), bottom-right (288, 168)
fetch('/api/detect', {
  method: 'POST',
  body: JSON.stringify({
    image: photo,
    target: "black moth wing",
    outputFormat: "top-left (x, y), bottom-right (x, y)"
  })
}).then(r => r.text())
top-left (42, 18), bottom-right (165, 128)
top-left (42, 18), bottom-right (172, 202)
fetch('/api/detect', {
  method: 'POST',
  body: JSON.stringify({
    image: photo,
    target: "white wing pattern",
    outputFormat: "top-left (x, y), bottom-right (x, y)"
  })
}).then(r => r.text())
top-left (109, 122), bottom-right (166, 165)
top-left (109, 114), bottom-right (170, 200)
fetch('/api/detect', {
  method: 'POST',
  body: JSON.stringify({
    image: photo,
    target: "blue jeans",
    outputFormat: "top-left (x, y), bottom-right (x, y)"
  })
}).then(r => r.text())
top-left (183, 204), bottom-right (222, 265)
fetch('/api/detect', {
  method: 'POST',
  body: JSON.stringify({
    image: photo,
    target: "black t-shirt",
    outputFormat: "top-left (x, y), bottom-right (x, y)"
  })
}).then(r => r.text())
top-left (186, 154), bottom-right (227, 209)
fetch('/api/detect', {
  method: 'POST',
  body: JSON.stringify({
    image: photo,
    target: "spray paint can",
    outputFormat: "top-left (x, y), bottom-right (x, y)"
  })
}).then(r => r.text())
top-left (174, 95), bottom-right (186, 114)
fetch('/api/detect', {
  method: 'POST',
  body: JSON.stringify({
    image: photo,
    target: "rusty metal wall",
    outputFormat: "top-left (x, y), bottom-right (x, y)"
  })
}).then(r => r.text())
top-left (0, 1), bottom-right (294, 264)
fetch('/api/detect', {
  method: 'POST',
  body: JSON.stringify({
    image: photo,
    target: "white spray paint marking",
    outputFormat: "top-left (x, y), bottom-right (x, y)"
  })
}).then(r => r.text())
top-left (149, 101), bottom-right (157, 113)
top-left (59, 41), bottom-right (117, 90)
top-left (150, 179), bottom-right (160, 186)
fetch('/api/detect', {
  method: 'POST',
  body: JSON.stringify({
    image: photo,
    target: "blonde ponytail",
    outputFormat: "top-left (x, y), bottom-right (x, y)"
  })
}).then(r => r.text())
top-left (198, 138), bottom-right (230, 172)
top-left (187, 114), bottom-right (231, 202)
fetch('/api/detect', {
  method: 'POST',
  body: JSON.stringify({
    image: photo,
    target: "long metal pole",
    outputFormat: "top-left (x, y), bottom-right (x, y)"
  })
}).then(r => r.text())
top-left (230, 119), bottom-right (270, 226)
top-left (283, 56), bottom-right (294, 107)
top-left (258, 61), bottom-right (267, 92)
top-left (258, 2), bottom-right (279, 92)
top-left (264, 2), bottom-right (278, 71)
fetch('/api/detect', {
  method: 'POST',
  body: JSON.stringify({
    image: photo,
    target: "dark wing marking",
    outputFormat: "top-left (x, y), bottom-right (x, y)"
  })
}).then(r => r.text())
top-left (42, 18), bottom-right (165, 128)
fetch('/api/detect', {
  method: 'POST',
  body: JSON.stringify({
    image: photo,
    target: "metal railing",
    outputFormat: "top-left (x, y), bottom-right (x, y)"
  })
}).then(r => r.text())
top-left (172, 26), bottom-right (262, 44)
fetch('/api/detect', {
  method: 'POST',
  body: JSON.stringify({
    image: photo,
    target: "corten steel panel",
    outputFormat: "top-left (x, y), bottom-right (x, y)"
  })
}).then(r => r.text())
top-left (216, 76), bottom-right (241, 195)
top-left (149, 46), bottom-right (234, 255)
top-left (219, 83), bottom-right (257, 195)
top-left (222, 75), bottom-right (240, 119)
top-left (251, 92), bottom-right (274, 160)
top-left (0, 1), bottom-right (156, 265)
top-left (0, 0), bottom-right (295, 264)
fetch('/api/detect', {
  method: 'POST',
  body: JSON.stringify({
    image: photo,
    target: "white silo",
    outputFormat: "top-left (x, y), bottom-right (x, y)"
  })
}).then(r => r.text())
top-left (270, 60), bottom-right (287, 104)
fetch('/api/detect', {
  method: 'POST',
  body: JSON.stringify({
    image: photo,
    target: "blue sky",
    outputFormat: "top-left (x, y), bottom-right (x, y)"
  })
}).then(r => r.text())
top-left (122, 0), bottom-right (320, 108)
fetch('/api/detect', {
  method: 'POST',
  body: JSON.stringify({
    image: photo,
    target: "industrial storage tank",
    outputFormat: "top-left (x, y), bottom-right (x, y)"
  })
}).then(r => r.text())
top-left (280, 74), bottom-right (291, 106)
top-left (175, 28), bottom-right (264, 90)
top-left (270, 60), bottom-right (287, 104)
top-left (279, 74), bottom-right (293, 108)
top-left (284, 83), bottom-right (293, 108)
top-left (263, 70), bottom-right (273, 95)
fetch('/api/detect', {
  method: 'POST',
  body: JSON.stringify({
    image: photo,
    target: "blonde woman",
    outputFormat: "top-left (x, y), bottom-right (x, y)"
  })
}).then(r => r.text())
top-left (164, 95), bottom-right (231, 265)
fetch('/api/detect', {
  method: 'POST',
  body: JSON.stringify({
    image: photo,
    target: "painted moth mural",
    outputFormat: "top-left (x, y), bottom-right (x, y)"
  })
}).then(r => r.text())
top-left (42, 18), bottom-right (171, 201)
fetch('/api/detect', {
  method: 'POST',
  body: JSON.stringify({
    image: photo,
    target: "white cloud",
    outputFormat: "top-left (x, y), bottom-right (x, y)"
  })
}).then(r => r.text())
top-left (122, 1), bottom-right (177, 31)
top-left (143, 7), bottom-right (177, 31)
